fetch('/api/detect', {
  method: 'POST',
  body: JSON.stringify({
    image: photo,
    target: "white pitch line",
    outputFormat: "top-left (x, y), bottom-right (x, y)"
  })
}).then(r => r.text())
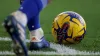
top-left (0, 37), bottom-right (30, 42)
top-left (0, 37), bottom-right (100, 55)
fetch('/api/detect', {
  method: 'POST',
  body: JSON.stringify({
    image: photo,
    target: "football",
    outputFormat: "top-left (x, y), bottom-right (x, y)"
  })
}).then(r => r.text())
top-left (52, 11), bottom-right (86, 44)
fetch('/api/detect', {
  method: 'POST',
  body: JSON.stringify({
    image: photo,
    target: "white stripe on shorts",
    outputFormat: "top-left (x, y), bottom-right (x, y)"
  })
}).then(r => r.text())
top-left (40, 0), bottom-right (48, 9)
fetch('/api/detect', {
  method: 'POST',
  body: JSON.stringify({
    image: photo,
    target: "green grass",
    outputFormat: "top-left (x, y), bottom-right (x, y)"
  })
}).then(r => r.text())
top-left (0, 0), bottom-right (100, 54)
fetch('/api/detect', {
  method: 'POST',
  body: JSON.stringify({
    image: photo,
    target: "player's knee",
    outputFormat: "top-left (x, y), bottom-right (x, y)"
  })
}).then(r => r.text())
top-left (48, 0), bottom-right (52, 4)
top-left (11, 11), bottom-right (27, 26)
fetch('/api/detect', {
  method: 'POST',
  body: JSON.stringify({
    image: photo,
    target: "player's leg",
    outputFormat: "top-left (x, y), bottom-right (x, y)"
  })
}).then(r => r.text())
top-left (27, 15), bottom-right (50, 50)
top-left (3, 0), bottom-right (39, 56)
top-left (26, 0), bottom-right (50, 50)
top-left (19, 0), bottom-right (50, 50)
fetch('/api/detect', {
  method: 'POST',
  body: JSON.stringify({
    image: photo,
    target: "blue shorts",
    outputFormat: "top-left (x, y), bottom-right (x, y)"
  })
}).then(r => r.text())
top-left (19, 0), bottom-right (48, 30)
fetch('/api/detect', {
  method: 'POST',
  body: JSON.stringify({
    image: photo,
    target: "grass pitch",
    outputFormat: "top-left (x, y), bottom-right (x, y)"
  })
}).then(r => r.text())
top-left (0, 0), bottom-right (100, 55)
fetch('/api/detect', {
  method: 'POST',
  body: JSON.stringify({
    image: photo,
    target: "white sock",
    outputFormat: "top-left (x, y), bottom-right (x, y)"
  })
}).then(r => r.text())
top-left (30, 28), bottom-right (44, 42)
top-left (11, 10), bottom-right (27, 27)
top-left (11, 11), bottom-right (27, 42)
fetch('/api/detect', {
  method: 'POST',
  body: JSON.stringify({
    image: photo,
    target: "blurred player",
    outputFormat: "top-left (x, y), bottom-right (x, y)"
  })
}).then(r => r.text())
top-left (3, 0), bottom-right (51, 56)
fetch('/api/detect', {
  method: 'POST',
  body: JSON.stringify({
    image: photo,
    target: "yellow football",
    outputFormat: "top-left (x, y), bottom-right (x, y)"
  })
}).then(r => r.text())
top-left (52, 11), bottom-right (86, 44)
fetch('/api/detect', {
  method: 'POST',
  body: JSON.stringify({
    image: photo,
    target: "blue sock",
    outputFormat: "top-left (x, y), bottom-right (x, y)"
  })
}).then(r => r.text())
top-left (19, 0), bottom-right (48, 30)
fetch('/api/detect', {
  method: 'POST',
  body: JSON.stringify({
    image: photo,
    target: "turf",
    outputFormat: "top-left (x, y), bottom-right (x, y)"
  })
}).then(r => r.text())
top-left (0, 0), bottom-right (100, 54)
